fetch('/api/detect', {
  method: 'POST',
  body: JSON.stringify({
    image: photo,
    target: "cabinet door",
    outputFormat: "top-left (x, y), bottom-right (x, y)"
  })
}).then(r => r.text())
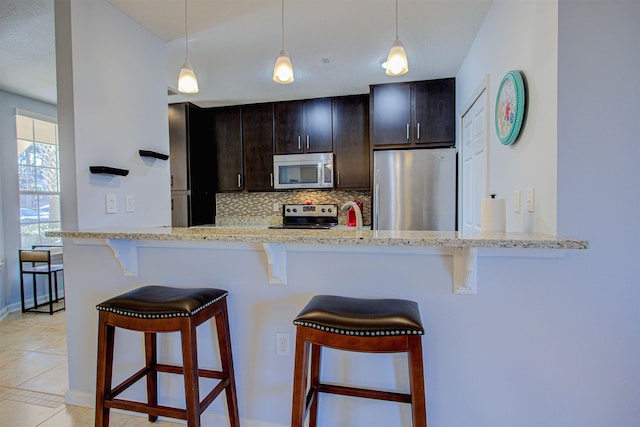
top-left (333, 95), bottom-right (369, 189)
top-left (213, 107), bottom-right (243, 191)
top-left (243, 104), bottom-right (275, 191)
top-left (274, 101), bottom-right (304, 154)
top-left (371, 83), bottom-right (411, 146)
top-left (413, 78), bottom-right (455, 145)
top-left (304, 98), bottom-right (333, 153)
top-left (168, 103), bottom-right (189, 191)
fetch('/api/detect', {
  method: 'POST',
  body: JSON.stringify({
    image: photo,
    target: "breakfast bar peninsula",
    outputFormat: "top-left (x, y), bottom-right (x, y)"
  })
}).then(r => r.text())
top-left (50, 226), bottom-right (587, 426)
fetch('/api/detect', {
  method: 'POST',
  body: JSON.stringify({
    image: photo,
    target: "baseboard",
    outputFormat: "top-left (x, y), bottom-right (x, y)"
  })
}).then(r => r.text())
top-left (65, 390), bottom-right (287, 427)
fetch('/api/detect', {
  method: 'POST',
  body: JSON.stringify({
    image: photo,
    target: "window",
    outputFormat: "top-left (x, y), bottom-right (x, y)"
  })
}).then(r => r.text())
top-left (16, 113), bottom-right (62, 249)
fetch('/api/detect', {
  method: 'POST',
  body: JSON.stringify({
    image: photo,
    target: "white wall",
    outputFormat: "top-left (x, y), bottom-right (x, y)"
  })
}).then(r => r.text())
top-left (0, 90), bottom-right (57, 311)
top-left (556, 1), bottom-right (640, 423)
top-left (55, 0), bottom-right (171, 229)
top-left (456, 0), bottom-right (558, 234)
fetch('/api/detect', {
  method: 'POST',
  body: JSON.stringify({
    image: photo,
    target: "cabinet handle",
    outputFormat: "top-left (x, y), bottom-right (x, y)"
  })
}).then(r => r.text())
top-left (270, 172), bottom-right (274, 187)
top-left (417, 122), bottom-right (421, 140)
top-left (406, 123), bottom-right (410, 140)
top-left (337, 170), bottom-right (340, 186)
top-left (306, 135), bottom-right (310, 150)
top-left (237, 173), bottom-right (242, 188)
top-left (298, 136), bottom-right (301, 150)
top-left (170, 175), bottom-right (173, 188)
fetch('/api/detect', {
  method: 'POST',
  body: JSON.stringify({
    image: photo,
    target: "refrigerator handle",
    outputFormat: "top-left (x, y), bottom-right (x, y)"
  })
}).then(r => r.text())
top-left (374, 169), bottom-right (381, 235)
top-left (406, 123), bottom-right (410, 140)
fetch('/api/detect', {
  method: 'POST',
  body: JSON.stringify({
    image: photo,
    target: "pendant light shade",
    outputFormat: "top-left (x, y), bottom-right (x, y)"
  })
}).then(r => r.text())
top-left (273, 0), bottom-right (294, 84)
top-left (178, 61), bottom-right (199, 94)
top-left (178, 0), bottom-right (199, 93)
top-left (385, 0), bottom-right (408, 76)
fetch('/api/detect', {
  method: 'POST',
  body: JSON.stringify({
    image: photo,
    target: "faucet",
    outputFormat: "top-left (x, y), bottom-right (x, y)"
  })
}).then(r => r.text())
top-left (341, 201), bottom-right (363, 239)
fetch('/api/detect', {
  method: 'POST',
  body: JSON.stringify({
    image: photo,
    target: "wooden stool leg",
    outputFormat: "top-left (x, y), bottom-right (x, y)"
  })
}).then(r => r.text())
top-left (308, 343), bottom-right (322, 427)
top-left (95, 312), bottom-right (115, 427)
top-left (145, 332), bottom-right (158, 422)
top-left (408, 335), bottom-right (427, 427)
top-left (181, 318), bottom-right (201, 427)
top-left (291, 328), bottom-right (310, 427)
top-left (216, 301), bottom-right (240, 427)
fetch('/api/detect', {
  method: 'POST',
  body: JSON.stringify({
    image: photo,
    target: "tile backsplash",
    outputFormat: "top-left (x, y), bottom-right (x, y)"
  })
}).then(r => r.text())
top-left (216, 190), bottom-right (371, 226)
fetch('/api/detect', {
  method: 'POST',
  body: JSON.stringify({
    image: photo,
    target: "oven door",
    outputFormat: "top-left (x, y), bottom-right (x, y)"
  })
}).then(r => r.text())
top-left (273, 154), bottom-right (333, 189)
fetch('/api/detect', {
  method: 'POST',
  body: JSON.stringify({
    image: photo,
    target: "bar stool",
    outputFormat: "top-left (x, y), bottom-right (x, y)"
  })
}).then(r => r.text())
top-left (18, 249), bottom-right (64, 315)
top-left (95, 285), bottom-right (240, 427)
top-left (291, 294), bottom-right (427, 427)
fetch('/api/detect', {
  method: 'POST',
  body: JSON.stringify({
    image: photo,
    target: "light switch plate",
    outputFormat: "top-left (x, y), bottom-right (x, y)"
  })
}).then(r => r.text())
top-left (514, 190), bottom-right (521, 213)
top-left (527, 187), bottom-right (535, 212)
top-left (106, 193), bottom-right (117, 214)
top-left (125, 195), bottom-right (135, 213)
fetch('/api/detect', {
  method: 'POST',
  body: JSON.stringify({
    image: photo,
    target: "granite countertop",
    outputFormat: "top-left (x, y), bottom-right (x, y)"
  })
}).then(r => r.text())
top-left (48, 226), bottom-right (589, 250)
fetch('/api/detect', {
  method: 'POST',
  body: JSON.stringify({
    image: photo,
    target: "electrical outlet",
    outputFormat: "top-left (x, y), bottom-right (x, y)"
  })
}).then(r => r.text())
top-left (125, 194), bottom-right (135, 213)
top-left (275, 333), bottom-right (290, 356)
top-left (273, 202), bottom-right (279, 212)
top-left (514, 190), bottom-right (521, 213)
top-left (106, 193), bottom-right (117, 214)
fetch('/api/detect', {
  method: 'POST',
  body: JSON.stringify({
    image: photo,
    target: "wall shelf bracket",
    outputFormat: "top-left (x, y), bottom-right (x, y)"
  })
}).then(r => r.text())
top-left (262, 243), bottom-right (287, 285)
top-left (452, 247), bottom-right (477, 294)
top-left (105, 239), bottom-right (138, 276)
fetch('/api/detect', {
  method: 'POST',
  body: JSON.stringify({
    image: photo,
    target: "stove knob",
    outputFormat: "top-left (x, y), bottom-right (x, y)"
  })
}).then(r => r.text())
top-left (292, 208), bottom-right (297, 213)
top-left (321, 208), bottom-right (326, 213)
top-left (327, 208), bottom-right (332, 213)
top-left (286, 208), bottom-right (291, 213)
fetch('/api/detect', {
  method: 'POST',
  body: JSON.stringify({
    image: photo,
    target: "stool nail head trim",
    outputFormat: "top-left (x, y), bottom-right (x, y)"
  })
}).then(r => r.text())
top-left (293, 320), bottom-right (424, 336)
top-left (96, 291), bottom-right (228, 319)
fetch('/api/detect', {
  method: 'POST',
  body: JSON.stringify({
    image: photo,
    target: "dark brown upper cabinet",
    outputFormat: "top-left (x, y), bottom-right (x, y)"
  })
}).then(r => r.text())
top-left (333, 95), bottom-right (370, 190)
top-left (242, 103), bottom-right (275, 191)
top-left (211, 106), bottom-right (243, 192)
top-left (274, 98), bottom-right (333, 154)
top-left (371, 78), bottom-right (455, 147)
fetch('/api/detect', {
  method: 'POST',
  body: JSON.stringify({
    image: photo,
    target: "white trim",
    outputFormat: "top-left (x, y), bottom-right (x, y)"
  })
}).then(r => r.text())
top-left (14, 108), bottom-right (58, 123)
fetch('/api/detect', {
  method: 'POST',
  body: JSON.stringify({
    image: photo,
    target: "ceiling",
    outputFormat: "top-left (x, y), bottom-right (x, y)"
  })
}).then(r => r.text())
top-left (0, 0), bottom-right (493, 108)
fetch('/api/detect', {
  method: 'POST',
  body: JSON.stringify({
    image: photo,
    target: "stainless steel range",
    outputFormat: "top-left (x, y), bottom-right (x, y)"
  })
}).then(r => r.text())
top-left (269, 204), bottom-right (338, 229)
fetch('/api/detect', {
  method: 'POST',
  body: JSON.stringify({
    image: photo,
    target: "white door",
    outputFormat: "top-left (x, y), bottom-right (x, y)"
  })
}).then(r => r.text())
top-left (460, 87), bottom-right (488, 232)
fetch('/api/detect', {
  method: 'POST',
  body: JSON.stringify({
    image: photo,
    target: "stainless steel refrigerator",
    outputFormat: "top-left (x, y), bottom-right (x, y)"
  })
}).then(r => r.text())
top-left (373, 148), bottom-right (456, 231)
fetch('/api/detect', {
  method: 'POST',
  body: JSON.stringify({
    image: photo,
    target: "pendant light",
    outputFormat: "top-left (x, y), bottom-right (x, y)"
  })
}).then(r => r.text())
top-left (178, 0), bottom-right (199, 93)
top-left (385, 0), bottom-right (409, 76)
top-left (273, 0), bottom-right (294, 84)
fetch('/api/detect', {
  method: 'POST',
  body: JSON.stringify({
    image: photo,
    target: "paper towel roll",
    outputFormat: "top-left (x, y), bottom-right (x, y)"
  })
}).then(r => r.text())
top-left (481, 196), bottom-right (506, 232)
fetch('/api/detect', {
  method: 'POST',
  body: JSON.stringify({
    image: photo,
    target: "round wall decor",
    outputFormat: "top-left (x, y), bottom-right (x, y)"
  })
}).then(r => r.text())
top-left (495, 70), bottom-right (526, 145)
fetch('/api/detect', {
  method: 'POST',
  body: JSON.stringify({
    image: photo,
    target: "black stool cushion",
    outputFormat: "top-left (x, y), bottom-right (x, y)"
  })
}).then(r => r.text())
top-left (96, 285), bottom-right (228, 319)
top-left (294, 295), bottom-right (424, 336)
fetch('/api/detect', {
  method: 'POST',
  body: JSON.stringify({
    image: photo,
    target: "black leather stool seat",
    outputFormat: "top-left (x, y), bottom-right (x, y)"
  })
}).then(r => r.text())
top-left (291, 294), bottom-right (427, 427)
top-left (294, 294), bottom-right (424, 336)
top-left (97, 285), bottom-right (228, 318)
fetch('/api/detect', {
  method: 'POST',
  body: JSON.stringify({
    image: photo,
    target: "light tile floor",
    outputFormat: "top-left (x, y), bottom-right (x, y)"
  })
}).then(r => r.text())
top-left (0, 308), bottom-right (182, 426)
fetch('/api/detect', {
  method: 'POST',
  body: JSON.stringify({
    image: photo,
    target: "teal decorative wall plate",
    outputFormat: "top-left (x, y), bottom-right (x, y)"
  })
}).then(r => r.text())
top-left (495, 70), bottom-right (526, 145)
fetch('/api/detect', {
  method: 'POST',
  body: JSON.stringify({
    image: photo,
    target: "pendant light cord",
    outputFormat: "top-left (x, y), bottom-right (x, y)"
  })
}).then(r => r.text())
top-left (281, 0), bottom-right (285, 51)
top-left (184, 0), bottom-right (189, 62)
top-left (395, 0), bottom-right (399, 39)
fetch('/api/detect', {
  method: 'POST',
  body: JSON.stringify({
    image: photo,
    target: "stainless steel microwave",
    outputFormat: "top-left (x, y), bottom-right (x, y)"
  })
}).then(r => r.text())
top-left (273, 153), bottom-right (334, 189)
